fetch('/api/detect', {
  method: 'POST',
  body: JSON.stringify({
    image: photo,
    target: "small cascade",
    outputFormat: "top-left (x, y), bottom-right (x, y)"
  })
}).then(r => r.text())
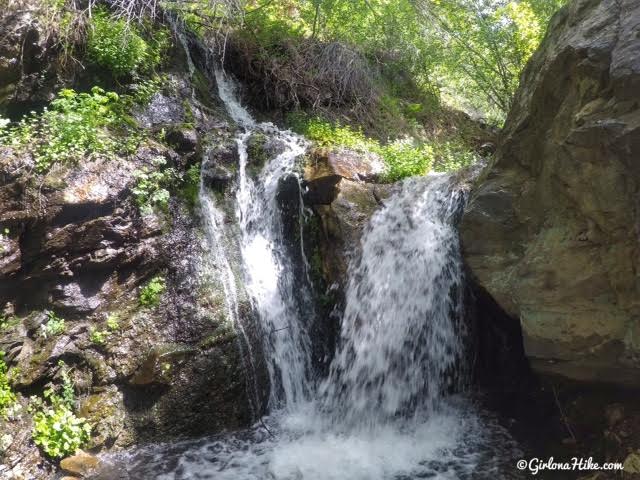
top-left (321, 175), bottom-right (467, 428)
top-left (198, 152), bottom-right (260, 421)
top-left (213, 69), bottom-right (315, 409)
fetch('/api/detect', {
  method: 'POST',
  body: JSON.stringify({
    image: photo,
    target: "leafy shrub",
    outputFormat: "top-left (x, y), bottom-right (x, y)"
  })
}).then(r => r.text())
top-left (289, 115), bottom-right (372, 150)
top-left (40, 311), bottom-right (65, 339)
top-left (31, 361), bottom-right (90, 459)
top-left (128, 76), bottom-right (166, 105)
top-left (87, 8), bottom-right (170, 78)
top-left (139, 276), bottom-right (166, 307)
top-left (432, 140), bottom-right (476, 172)
top-left (0, 351), bottom-right (16, 419)
top-left (132, 156), bottom-right (177, 214)
top-left (0, 87), bottom-right (132, 172)
top-left (33, 404), bottom-right (90, 459)
top-left (290, 116), bottom-right (437, 181)
top-left (31, 365), bottom-right (90, 460)
top-left (379, 141), bottom-right (433, 182)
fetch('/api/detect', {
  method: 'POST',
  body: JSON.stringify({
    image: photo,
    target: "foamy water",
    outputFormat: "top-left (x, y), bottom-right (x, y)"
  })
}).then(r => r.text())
top-left (94, 396), bottom-right (521, 480)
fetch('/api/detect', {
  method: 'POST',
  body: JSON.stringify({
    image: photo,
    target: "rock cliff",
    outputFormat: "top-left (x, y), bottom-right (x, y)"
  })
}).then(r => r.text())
top-left (461, 0), bottom-right (640, 386)
top-left (0, 23), bottom-right (260, 474)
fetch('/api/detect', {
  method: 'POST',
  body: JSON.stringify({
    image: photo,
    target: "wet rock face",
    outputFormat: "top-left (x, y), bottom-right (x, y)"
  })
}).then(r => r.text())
top-left (460, 0), bottom-right (640, 386)
top-left (0, 1), bottom-right (60, 118)
top-left (0, 151), bottom-right (164, 316)
top-left (0, 64), bottom-right (256, 476)
top-left (302, 147), bottom-right (394, 290)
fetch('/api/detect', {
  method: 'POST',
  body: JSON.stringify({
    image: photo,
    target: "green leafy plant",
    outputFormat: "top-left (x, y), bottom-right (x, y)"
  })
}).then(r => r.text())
top-left (31, 365), bottom-right (90, 459)
top-left (0, 87), bottom-right (134, 172)
top-left (89, 328), bottom-right (109, 346)
top-left (0, 313), bottom-right (19, 332)
top-left (87, 8), bottom-right (170, 78)
top-left (139, 276), bottom-right (166, 307)
top-left (432, 140), bottom-right (476, 172)
top-left (0, 351), bottom-right (16, 419)
top-left (128, 76), bottom-right (166, 105)
top-left (90, 314), bottom-right (121, 346)
top-left (40, 311), bottom-right (65, 339)
top-left (32, 404), bottom-right (90, 459)
top-left (379, 141), bottom-right (434, 182)
top-left (41, 312), bottom-right (66, 338)
top-left (179, 163), bottom-right (201, 208)
top-left (106, 314), bottom-right (120, 331)
top-left (132, 156), bottom-right (177, 214)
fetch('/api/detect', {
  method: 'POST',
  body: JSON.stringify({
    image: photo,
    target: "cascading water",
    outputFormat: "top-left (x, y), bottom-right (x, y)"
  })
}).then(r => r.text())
top-left (213, 68), bottom-right (314, 408)
top-left (320, 175), bottom-right (467, 429)
top-left (92, 67), bottom-right (522, 480)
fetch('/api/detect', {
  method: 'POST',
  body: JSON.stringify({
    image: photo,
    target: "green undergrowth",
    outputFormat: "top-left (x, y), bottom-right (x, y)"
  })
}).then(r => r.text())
top-left (132, 156), bottom-right (201, 215)
top-left (132, 156), bottom-right (177, 215)
top-left (87, 7), bottom-right (171, 78)
top-left (289, 115), bottom-right (476, 181)
top-left (0, 77), bottom-right (164, 173)
top-left (30, 362), bottom-right (91, 459)
top-left (0, 351), bottom-right (16, 419)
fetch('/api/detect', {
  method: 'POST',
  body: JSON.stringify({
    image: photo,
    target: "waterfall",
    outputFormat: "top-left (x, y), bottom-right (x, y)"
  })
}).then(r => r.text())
top-left (214, 69), bottom-right (314, 409)
top-left (198, 155), bottom-right (260, 421)
top-left (321, 175), bottom-right (467, 428)
top-left (94, 63), bottom-right (521, 480)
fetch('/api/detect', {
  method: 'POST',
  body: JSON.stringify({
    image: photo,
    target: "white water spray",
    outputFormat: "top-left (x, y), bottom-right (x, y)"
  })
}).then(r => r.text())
top-left (214, 69), bottom-right (314, 409)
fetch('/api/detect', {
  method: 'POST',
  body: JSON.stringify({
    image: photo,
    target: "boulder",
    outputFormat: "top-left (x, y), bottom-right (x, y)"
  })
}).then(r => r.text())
top-left (60, 451), bottom-right (100, 477)
top-left (460, 0), bottom-right (640, 386)
top-left (303, 148), bottom-right (394, 288)
top-left (303, 147), bottom-right (384, 204)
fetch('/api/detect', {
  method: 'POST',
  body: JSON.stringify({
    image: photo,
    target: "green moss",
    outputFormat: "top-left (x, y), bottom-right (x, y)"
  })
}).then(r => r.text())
top-left (200, 321), bottom-right (236, 349)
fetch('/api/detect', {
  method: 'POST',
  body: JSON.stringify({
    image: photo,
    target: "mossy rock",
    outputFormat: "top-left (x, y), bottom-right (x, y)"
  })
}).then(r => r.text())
top-left (246, 132), bottom-right (269, 175)
top-left (78, 386), bottom-right (127, 449)
top-left (130, 343), bottom-right (197, 386)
